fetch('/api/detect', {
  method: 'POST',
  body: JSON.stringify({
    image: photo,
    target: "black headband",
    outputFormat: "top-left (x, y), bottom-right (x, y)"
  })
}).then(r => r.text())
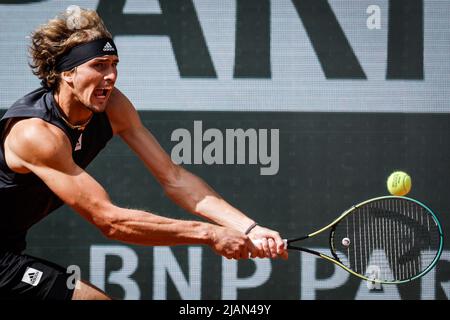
top-left (55, 38), bottom-right (118, 72)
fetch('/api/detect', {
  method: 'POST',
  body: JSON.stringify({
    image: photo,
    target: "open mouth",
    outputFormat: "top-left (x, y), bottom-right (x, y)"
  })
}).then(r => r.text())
top-left (94, 88), bottom-right (110, 99)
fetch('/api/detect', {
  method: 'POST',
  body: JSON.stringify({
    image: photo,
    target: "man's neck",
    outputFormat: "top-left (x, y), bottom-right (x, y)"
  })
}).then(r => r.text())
top-left (53, 87), bottom-right (93, 127)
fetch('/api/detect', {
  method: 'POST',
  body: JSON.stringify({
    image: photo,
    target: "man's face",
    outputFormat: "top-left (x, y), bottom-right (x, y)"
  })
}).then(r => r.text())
top-left (69, 55), bottom-right (119, 113)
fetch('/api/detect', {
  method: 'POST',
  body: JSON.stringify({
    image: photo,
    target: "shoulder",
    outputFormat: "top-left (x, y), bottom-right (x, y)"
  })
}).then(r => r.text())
top-left (5, 117), bottom-right (71, 165)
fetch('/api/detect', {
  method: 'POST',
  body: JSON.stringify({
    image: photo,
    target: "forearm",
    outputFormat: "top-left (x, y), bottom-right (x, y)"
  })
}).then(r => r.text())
top-left (103, 206), bottom-right (214, 246)
top-left (164, 169), bottom-right (255, 233)
top-left (195, 195), bottom-right (256, 233)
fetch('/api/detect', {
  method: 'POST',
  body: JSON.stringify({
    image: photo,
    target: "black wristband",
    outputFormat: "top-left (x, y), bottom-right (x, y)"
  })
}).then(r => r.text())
top-left (244, 222), bottom-right (258, 235)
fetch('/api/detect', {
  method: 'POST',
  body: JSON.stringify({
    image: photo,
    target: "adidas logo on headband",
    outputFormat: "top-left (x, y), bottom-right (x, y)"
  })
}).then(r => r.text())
top-left (103, 42), bottom-right (115, 52)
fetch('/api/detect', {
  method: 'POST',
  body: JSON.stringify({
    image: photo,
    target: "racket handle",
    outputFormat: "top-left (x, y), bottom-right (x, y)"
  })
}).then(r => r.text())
top-left (252, 238), bottom-right (288, 249)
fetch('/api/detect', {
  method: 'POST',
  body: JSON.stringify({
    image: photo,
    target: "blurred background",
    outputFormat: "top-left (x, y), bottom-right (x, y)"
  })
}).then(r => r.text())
top-left (0, 0), bottom-right (448, 300)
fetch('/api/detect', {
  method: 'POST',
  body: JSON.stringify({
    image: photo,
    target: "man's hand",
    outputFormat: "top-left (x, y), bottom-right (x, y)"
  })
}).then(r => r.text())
top-left (247, 225), bottom-right (288, 259)
top-left (210, 226), bottom-right (259, 259)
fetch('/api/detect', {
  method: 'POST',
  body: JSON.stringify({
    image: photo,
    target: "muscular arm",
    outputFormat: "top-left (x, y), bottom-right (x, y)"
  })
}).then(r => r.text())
top-left (3, 118), bottom-right (252, 258)
top-left (107, 89), bottom-right (287, 258)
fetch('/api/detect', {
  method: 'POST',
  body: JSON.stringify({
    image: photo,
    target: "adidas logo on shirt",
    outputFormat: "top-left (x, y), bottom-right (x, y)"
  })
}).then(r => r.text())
top-left (21, 267), bottom-right (43, 286)
top-left (103, 42), bottom-right (115, 52)
top-left (75, 133), bottom-right (83, 151)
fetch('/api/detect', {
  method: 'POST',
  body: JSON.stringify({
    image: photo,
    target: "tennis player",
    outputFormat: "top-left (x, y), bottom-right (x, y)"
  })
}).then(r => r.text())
top-left (0, 6), bottom-right (287, 300)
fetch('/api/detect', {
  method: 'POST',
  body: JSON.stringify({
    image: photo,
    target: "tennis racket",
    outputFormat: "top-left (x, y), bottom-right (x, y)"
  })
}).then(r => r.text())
top-left (256, 196), bottom-right (444, 284)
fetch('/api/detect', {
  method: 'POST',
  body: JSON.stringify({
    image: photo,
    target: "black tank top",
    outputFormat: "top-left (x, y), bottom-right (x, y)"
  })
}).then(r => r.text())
top-left (0, 87), bottom-right (113, 252)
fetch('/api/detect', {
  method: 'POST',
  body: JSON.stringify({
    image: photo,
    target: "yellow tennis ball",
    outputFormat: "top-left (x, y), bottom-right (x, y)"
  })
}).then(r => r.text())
top-left (387, 171), bottom-right (412, 196)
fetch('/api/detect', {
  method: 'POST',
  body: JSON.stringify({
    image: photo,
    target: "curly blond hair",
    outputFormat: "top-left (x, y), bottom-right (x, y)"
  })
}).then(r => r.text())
top-left (29, 5), bottom-right (112, 90)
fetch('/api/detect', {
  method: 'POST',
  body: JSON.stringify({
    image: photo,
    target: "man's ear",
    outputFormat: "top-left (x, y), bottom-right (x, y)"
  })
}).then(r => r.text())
top-left (60, 70), bottom-right (74, 84)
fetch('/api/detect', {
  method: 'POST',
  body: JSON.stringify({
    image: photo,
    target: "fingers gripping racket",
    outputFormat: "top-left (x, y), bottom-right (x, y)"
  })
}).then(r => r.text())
top-left (257, 196), bottom-right (444, 284)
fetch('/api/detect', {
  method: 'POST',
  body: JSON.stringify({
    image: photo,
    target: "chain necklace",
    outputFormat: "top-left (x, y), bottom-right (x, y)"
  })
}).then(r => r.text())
top-left (59, 112), bottom-right (93, 131)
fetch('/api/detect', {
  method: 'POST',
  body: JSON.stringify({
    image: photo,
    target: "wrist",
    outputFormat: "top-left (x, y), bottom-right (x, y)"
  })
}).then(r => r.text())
top-left (244, 222), bottom-right (258, 235)
top-left (205, 224), bottom-right (219, 246)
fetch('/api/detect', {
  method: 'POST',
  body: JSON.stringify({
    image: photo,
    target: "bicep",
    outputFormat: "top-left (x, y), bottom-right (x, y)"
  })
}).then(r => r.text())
top-left (120, 124), bottom-right (179, 185)
top-left (29, 160), bottom-right (114, 226)
top-left (106, 89), bottom-right (179, 184)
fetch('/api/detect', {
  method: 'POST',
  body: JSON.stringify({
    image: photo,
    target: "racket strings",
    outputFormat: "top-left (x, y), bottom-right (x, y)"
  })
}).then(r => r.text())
top-left (333, 198), bottom-right (441, 282)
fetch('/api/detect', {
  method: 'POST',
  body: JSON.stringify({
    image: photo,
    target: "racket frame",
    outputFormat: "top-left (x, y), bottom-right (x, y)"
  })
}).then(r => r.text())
top-left (285, 196), bottom-right (444, 284)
